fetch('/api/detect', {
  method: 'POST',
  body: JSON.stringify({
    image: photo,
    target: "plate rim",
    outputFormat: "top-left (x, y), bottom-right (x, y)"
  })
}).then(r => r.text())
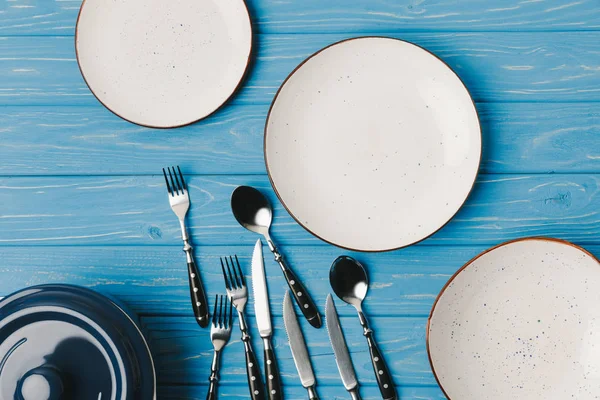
top-left (426, 236), bottom-right (600, 399)
top-left (74, 0), bottom-right (253, 129)
top-left (263, 35), bottom-right (482, 252)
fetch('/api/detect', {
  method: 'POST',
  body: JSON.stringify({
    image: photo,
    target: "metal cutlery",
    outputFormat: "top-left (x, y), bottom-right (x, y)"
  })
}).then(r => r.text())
top-left (283, 291), bottom-right (319, 400)
top-left (221, 255), bottom-right (266, 400)
top-left (325, 294), bottom-right (362, 400)
top-left (163, 166), bottom-right (209, 327)
top-left (231, 185), bottom-right (322, 328)
top-left (330, 256), bottom-right (397, 400)
top-left (207, 294), bottom-right (234, 400)
top-left (251, 239), bottom-right (283, 400)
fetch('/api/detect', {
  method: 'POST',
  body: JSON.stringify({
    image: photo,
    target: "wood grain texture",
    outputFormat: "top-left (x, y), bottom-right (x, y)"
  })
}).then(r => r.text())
top-left (1, 245), bottom-right (597, 317)
top-left (10, 245), bottom-right (598, 317)
top-left (144, 315), bottom-right (432, 386)
top-left (0, 102), bottom-right (598, 176)
top-left (1, 0), bottom-right (599, 397)
top-left (157, 385), bottom-right (446, 399)
top-left (1, 0), bottom-right (599, 35)
top-left (1, 33), bottom-right (600, 106)
top-left (0, 174), bottom-right (597, 246)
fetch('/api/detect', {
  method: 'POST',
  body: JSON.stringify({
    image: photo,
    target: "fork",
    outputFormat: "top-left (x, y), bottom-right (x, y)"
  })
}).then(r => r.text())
top-left (207, 294), bottom-right (234, 400)
top-left (221, 255), bottom-right (266, 400)
top-left (163, 166), bottom-right (209, 327)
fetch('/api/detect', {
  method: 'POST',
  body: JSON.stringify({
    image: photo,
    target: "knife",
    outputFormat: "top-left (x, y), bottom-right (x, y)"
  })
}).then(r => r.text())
top-left (252, 239), bottom-right (283, 400)
top-left (283, 291), bottom-right (319, 400)
top-left (325, 294), bottom-right (362, 400)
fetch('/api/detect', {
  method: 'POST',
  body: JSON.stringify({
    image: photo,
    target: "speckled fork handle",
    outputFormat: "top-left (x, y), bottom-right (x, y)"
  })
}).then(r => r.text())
top-left (206, 350), bottom-right (222, 400)
top-left (182, 222), bottom-right (209, 328)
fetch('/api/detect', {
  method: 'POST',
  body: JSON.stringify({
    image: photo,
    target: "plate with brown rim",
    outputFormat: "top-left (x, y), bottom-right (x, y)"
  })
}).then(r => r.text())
top-left (428, 237), bottom-right (600, 399)
top-left (76, 0), bottom-right (252, 128)
top-left (264, 37), bottom-right (481, 252)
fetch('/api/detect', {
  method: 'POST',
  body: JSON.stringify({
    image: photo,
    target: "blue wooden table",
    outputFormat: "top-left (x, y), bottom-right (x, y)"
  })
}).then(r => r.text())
top-left (0, 1), bottom-right (599, 398)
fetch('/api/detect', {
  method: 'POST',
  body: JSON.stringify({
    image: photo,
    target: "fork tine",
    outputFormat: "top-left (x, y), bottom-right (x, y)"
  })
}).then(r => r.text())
top-left (218, 295), bottom-right (224, 328)
top-left (172, 166), bottom-right (184, 194)
top-left (167, 167), bottom-right (179, 195)
top-left (162, 168), bottom-right (173, 196)
top-left (220, 258), bottom-right (231, 290)
top-left (212, 294), bottom-right (218, 326)
top-left (228, 298), bottom-right (233, 328)
top-left (225, 257), bottom-right (239, 289)
top-left (177, 166), bottom-right (187, 191)
top-left (222, 296), bottom-right (228, 329)
top-left (233, 255), bottom-right (245, 286)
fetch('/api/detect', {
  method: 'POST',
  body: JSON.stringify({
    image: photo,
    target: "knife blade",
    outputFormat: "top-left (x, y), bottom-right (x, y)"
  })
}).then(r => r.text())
top-left (252, 239), bottom-right (283, 400)
top-left (283, 290), bottom-right (319, 399)
top-left (252, 239), bottom-right (272, 337)
top-left (325, 294), bottom-right (362, 400)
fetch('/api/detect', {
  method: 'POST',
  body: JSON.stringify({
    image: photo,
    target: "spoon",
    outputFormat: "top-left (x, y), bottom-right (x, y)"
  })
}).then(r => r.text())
top-left (231, 185), bottom-right (321, 328)
top-left (330, 256), bottom-right (397, 400)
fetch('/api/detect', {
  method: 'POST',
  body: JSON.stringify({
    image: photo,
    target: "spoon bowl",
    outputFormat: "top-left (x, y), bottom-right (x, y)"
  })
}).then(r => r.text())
top-left (231, 186), bottom-right (272, 236)
top-left (329, 256), bottom-right (369, 309)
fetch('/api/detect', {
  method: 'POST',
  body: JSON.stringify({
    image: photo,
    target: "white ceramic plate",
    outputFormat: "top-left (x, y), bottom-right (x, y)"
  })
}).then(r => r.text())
top-left (76, 0), bottom-right (252, 128)
top-left (428, 238), bottom-right (600, 399)
top-left (265, 37), bottom-right (481, 252)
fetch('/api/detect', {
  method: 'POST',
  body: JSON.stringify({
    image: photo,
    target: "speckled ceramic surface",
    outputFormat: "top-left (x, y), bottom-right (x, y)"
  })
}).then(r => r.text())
top-left (428, 238), bottom-right (600, 399)
top-left (265, 37), bottom-right (481, 252)
top-left (76, 0), bottom-right (252, 128)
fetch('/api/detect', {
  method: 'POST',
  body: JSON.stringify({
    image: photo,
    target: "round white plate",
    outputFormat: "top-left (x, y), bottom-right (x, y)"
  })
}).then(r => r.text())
top-left (265, 37), bottom-right (481, 252)
top-left (428, 238), bottom-right (600, 399)
top-left (76, 0), bottom-right (252, 128)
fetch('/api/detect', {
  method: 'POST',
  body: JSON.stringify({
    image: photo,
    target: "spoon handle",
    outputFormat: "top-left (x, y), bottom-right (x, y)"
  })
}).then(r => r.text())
top-left (267, 240), bottom-right (322, 328)
top-left (359, 311), bottom-right (397, 400)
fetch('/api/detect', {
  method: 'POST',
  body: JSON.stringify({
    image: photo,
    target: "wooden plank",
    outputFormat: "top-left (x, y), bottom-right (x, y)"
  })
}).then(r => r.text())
top-left (0, 102), bottom-right (598, 176)
top-left (0, 245), bottom-right (597, 317)
top-left (1, 33), bottom-right (599, 106)
top-left (0, 174), bottom-right (597, 246)
top-left (144, 315), bottom-right (434, 386)
top-left (157, 385), bottom-right (446, 399)
top-left (1, 0), bottom-right (599, 35)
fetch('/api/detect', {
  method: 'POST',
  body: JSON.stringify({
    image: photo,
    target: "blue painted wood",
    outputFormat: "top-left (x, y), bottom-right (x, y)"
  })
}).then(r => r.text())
top-left (0, 0), bottom-right (598, 397)
top-left (157, 385), bottom-right (447, 399)
top-left (0, 175), bottom-right (597, 246)
top-left (1, 33), bottom-right (599, 107)
top-left (1, 0), bottom-right (598, 35)
top-left (0, 102), bottom-right (598, 176)
top-left (4, 245), bottom-right (597, 317)
top-left (145, 315), bottom-right (432, 386)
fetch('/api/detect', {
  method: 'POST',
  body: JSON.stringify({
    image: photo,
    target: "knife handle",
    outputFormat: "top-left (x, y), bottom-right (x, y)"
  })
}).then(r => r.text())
top-left (358, 312), bottom-right (397, 400)
top-left (267, 239), bottom-right (322, 328)
top-left (307, 386), bottom-right (319, 400)
top-left (263, 338), bottom-right (282, 400)
top-left (349, 387), bottom-right (362, 400)
top-left (239, 312), bottom-right (266, 400)
top-left (185, 247), bottom-right (209, 328)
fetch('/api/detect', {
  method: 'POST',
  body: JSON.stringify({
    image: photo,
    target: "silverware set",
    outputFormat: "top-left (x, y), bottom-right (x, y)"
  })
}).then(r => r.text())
top-left (163, 171), bottom-right (396, 399)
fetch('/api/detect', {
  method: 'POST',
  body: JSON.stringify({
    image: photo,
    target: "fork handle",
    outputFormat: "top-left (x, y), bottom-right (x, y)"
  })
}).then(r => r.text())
top-left (185, 245), bottom-right (209, 328)
top-left (206, 350), bottom-right (222, 400)
top-left (267, 239), bottom-right (322, 328)
top-left (263, 337), bottom-right (282, 400)
top-left (239, 312), bottom-right (266, 400)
